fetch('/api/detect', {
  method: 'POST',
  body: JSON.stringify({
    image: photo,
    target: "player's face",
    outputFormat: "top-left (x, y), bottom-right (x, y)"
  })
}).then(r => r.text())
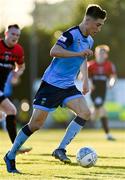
top-left (87, 18), bottom-right (105, 36)
top-left (5, 28), bottom-right (21, 47)
top-left (95, 49), bottom-right (108, 63)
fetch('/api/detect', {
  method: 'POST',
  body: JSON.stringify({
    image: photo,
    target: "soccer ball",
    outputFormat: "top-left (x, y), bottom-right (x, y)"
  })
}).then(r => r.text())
top-left (76, 146), bottom-right (98, 168)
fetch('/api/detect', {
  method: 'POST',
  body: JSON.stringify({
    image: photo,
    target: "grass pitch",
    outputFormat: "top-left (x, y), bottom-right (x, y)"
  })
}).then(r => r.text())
top-left (0, 129), bottom-right (125, 180)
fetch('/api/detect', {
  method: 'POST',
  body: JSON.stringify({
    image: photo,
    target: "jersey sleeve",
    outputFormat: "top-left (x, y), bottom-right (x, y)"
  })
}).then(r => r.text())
top-left (109, 62), bottom-right (116, 75)
top-left (17, 46), bottom-right (24, 65)
top-left (56, 31), bottom-right (73, 49)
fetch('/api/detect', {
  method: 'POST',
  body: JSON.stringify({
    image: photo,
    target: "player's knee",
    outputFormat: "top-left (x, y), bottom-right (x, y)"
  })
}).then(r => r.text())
top-left (99, 108), bottom-right (107, 117)
top-left (29, 118), bottom-right (43, 132)
top-left (29, 122), bottom-right (41, 132)
top-left (29, 125), bottom-right (39, 132)
top-left (28, 123), bottom-right (39, 132)
top-left (6, 106), bottom-right (17, 115)
top-left (77, 109), bottom-right (91, 120)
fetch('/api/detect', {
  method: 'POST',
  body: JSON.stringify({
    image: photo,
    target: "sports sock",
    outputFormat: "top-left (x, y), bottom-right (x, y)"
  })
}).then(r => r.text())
top-left (6, 115), bottom-right (17, 143)
top-left (58, 116), bottom-right (86, 150)
top-left (7, 124), bottom-right (33, 160)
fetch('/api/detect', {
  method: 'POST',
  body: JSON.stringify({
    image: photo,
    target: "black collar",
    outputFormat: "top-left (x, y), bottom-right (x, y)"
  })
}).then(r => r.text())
top-left (77, 26), bottom-right (88, 38)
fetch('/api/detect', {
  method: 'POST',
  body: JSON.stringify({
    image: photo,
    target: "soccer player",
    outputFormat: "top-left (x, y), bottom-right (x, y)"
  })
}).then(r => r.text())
top-left (87, 45), bottom-right (117, 140)
top-left (4, 5), bottom-right (107, 173)
top-left (0, 24), bottom-right (31, 153)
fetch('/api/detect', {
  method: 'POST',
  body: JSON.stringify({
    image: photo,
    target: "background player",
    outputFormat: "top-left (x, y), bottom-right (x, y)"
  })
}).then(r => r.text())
top-left (0, 24), bottom-right (31, 153)
top-left (0, 72), bottom-right (19, 130)
top-left (4, 5), bottom-right (107, 173)
top-left (87, 45), bottom-right (117, 140)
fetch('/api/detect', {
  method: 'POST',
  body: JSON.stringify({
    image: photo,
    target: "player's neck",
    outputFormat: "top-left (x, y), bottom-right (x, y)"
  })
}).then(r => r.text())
top-left (79, 23), bottom-right (88, 37)
top-left (4, 39), bottom-right (14, 48)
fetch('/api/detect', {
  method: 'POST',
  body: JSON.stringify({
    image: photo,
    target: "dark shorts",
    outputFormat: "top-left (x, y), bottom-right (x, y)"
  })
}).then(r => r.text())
top-left (33, 81), bottom-right (83, 112)
top-left (0, 81), bottom-right (8, 103)
top-left (0, 68), bottom-right (10, 103)
top-left (0, 90), bottom-right (6, 103)
top-left (90, 92), bottom-right (105, 108)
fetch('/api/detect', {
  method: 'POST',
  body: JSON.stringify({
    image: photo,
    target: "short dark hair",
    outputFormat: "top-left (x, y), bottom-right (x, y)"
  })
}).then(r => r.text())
top-left (8, 24), bottom-right (20, 30)
top-left (86, 4), bottom-right (107, 20)
top-left (95, 44), bottom-right (110, 52)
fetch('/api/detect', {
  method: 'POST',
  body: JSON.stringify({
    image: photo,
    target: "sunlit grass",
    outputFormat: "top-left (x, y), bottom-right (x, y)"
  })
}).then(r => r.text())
top-left (0, 129), bottom-right (125, 180)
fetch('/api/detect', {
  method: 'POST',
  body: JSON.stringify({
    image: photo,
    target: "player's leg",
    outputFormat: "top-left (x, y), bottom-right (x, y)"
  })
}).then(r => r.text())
top-left (90, 93), bottom-right (102, 121)
top-left (99, 106), bottom-right (109, 133)
top-left (0, 98), bottom-right (17, 143)
top-left (4, 108), bottom-right (48, 173)
top-left (59, 97), bottom-right (90, 148)
top-left (99, 106), bottom-right (116, 141)
top-left (53, 96), bottom-right (90, 163)
top-left (0, 111), bottom-right (6, 130)
top-left (90, 106), bottom-right (100, 121)
top-left (1, 98), bottom-right (32, 153)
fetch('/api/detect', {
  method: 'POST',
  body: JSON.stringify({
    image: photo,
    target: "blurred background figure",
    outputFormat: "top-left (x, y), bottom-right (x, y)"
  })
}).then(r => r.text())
top-left (88, 45), bottom-right (117, 140)
top-left (0, 72), bottom-right (20, 130)
top-left (0, 25), bottom-right (32, 153)
top-left (0, 70), bottom-right (32, 153)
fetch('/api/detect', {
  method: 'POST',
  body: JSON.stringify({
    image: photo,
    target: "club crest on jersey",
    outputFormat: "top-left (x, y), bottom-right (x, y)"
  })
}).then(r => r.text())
top-left (5, 55), bottom-right (9, 61)
top-left (4, 52), bottom-right (11, 61)
top-left (59, 35), bottom-right (67, 42)
top-left (41, 98), bottom-right (47, 105)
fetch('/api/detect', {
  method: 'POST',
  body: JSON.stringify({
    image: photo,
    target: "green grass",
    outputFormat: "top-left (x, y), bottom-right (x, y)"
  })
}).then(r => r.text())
top-left (0, 129), bottom-right (125, 180)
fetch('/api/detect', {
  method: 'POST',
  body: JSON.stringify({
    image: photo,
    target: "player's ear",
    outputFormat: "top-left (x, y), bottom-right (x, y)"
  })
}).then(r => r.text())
top-left (85, 16), bottom-right (92, 26)
top-left (4, 31), bottom-right (8, 36)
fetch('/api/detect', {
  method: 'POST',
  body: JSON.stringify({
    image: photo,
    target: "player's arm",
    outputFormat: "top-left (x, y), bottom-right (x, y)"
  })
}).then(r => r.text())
top-left (108, 74), bottom-right (117, 88)
top-left (50, 31), bottom-right (93, 58)
top-left (11, 63), bottom-right (25, 85)
top-left (108, 63), bottom-right (117, 88)
top-left (50, 44), bottom-right (93, 58)
top-left (11, 63), bottom-right (25, 84)
top-left (14, 62), bottom-right (25, 76)
top-left (13, 46), bottom-right (25, 78)
top-left (80, 59), bottom-right (89, 95)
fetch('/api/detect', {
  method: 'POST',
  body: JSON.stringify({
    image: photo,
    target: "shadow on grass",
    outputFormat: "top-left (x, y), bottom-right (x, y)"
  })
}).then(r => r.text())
top-left (28, 153), bottom-right (51, 157)
top-left (17, 160), bottom-right (47, 165)
top-left (23, 153), bottom-right (125, 160)
top-left (45, 159), bottom-right (79, 166)
top-left (78, 170), bottom-right (125, 178)
top-left (0, 163), bottom-right (5, 166)
top-left (54, 175), bottom-right (73, 179)
top-left (91, 171), bottom-right (125, 176)
top-left (29, 153), bottom-right (76, 158)
top-left (19, 172), bottom-right (41, 176)
top-left (96, 165), bottom-right (125, 170)
top-left (99, 156), bottom-right (125, 159)
top-left (54, 175), bottom-right (85, 179)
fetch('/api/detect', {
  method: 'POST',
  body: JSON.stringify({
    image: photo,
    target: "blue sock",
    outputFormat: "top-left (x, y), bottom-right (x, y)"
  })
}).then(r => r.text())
top-left (58, 116), bottom-right (86, 150)
top-left (7, 124), bottom-right (33, 160)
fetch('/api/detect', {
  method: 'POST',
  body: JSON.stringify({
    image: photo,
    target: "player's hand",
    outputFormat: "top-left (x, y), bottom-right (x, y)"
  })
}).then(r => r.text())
top-left (82, 80), bottom-right (89, 95)
top-left (11, 71), bottom-right (20, 85)
top-left (80, 49), bottom-right (93, 58)
top-left (12, 71), bottom-right (19, 78)
top-left (107, 77), bottom-right (116, 89)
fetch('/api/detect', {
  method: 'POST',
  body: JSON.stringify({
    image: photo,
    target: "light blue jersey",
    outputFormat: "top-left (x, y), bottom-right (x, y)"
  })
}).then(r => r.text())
top-left (42, 26), bottom-right (94, 89)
